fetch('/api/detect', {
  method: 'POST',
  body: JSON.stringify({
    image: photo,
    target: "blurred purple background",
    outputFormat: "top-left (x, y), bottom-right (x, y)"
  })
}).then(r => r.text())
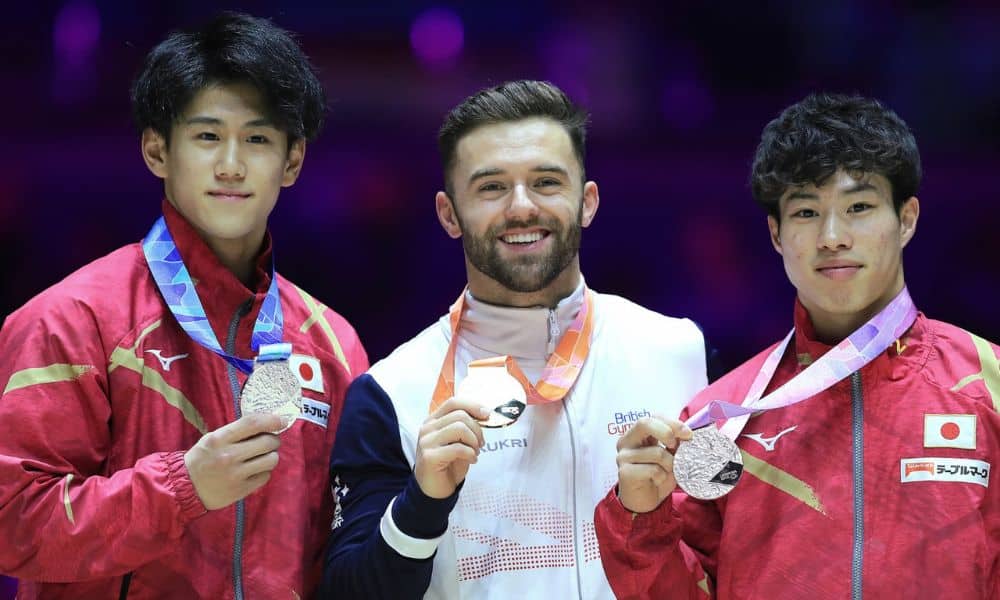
top-left (1, 2), bottom-right (998, 595)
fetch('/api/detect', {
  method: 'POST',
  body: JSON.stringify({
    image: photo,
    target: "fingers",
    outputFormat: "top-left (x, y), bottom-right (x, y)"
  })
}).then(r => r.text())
top-left (617, 445), bottom-right (675, 473)
top-left (617, 415), bottom-right (692, 452)
top-left (213, 413), bottom-right (287, 444)
top-left (430, 396), bottom-right (491, 421)
top-left (419, 443), bottom-right (479, 469)
top-left (239, 449), bottom-right (280, 479)
top-left (420, 418), bottom-right (483, 453)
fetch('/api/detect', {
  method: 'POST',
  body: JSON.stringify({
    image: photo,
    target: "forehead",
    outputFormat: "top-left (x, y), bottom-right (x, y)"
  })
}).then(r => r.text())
top-left (453, 118), bottom-right (576, 173)
top-left (180, 81), bottom-right (268, 121)
top-left (781, 169), bottom-right (892, 201)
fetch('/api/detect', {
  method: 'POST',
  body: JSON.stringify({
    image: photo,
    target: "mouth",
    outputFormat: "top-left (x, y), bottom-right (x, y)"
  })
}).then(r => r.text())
top-left (815, 261), bottom-right (863, 281)
top-left (498, 229), bottom-right (551, 250)
top-left (207, 190), bottom-right (253, 203)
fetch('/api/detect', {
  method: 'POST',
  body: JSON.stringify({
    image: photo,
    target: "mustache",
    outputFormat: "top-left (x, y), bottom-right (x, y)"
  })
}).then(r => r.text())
top-left (488, 218), bottom-right (558, 234)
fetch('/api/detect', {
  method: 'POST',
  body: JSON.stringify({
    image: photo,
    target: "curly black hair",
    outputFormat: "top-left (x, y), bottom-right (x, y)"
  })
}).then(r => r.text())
top-left (438, 80), bottom-right (589, 196)
top-left (131, 12), bottom-right (326, 145)
top-left (750, 93), bottom-right (921, 219)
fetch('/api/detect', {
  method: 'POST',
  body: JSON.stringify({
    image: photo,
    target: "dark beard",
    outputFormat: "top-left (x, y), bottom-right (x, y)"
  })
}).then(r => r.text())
top-left (459, 212), bottom-right (582, 293)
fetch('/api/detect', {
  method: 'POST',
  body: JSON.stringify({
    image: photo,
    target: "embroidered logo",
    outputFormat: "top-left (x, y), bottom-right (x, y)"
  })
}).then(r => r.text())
top-left (144, 349), bottom-right (189, 371)
top-left (924, 414), bottom-right (976, 450)
top-left (900, 457), bottom-right (989, 487)
top-left (289, 354), bottom-right (324, 393)
top-left (742, 425), bottom-right (798, 452)
top-left (331, 475), bottom-right (349, 530)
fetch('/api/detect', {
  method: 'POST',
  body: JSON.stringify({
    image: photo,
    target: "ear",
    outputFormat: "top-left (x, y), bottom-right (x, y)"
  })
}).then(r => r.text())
top-left (898, 196), bottom-right (919, 248)
top-left (581, 181), bottom-right (600, 228)
top-left (141, 128), bottom-right (169, 180)
top-left (281, 138), bottom-right (307, 187)
top-left (435, 191), bottom-right (463, 239)
top-left (767, 215), bottom-right (783, 256)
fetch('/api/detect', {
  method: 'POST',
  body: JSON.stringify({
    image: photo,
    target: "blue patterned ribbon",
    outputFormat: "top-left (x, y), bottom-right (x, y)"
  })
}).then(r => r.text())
top-left (142, 216), bottom-right (290, 373)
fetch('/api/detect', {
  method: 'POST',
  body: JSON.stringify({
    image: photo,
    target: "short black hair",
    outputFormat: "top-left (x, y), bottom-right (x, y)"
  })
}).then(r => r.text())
top-left (438, 80), bottom-right (589, 195)
top-left (131, 12), bottom-right (325, 144)
top-left (751, 93), bottom-right (921, 219)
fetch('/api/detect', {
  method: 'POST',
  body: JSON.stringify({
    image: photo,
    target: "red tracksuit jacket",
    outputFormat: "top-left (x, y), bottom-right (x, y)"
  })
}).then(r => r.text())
top-left (0, 202), bottom-right (368, 599)
top-left (596, 301), bottom-right (999, 599)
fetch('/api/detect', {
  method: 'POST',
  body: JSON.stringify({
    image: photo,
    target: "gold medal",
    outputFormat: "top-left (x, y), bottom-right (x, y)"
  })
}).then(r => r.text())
top-left (240, 359), bottom-right (302, 433)
top-left (456, 364), bottom-right (527, 428)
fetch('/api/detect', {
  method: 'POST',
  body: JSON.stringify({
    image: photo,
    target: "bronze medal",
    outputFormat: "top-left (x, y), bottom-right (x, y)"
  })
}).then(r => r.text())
top-left (240, 359), bottom-right (302, 433)
top-left (674, 426), bottom-right (743, 500)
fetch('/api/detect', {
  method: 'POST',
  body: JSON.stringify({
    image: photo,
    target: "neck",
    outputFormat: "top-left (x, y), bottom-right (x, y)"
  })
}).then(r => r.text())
top-left (805, 278), bottom-right (905, 345)
top-left (466, 260), bottom-right (582, 309)
top-left (206, 235), bottom-right (262, 288)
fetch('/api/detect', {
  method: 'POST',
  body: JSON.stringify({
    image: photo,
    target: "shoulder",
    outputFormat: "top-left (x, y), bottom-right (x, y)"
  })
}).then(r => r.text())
top-left (591, 289), bottom-right (705, 348)
top-left (921, 316), bottom-right (999, 405)
top-left (2, 244), bottom-right (150, 338)
top-left (686, 340), bottom-right (783, 415)
top-left (368, 317), bottom-right (449, 393)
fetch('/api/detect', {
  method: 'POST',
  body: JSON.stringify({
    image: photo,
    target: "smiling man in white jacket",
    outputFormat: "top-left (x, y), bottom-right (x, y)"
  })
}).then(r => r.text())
top-left (321, 80), bottom-right (717, 599)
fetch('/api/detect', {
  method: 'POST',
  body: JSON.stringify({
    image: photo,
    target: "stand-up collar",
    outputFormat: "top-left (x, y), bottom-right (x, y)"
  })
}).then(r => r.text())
top-left (459, 278), bottom-right (587, 361)
top-left (159, 199), bottom-right (274, 356)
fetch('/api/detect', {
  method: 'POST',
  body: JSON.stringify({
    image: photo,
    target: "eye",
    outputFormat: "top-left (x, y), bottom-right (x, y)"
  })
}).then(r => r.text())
top-left (196, 132), bottom-right (219, 141)
top-left (535, 177), bottom-right (561, 187)
top-left (478, 182), bottom-right (506, 193)
top-left (791, 208), bottom-right (817, 218)
top-left (247, 134), bottom-right (269, 144)
top-left (847, 202), bottom-right (873, 213)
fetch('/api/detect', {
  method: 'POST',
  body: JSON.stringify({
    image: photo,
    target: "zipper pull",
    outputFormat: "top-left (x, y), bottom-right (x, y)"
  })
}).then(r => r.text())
top-left (547, 309), bottom-right (560, 355)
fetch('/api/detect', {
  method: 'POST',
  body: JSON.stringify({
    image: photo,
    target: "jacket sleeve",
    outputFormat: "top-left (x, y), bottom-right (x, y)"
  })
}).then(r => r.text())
top-left (0, 301), bottom-right (206, 581)
top-left (321, 374), bottom-right (458, 599)
top-left (594, 487), bottom-right (720, 599)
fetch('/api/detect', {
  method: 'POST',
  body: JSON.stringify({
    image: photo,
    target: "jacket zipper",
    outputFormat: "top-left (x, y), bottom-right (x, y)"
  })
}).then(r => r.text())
top-left (850, 371), bottom-right (864, 600)
top-left (227, 300), bottom-right (252, 600)
top-left (546, 309), bottom-right (559, 356)
top-left (118, 572), bottom-right (133, 599)
top-left (562, 396), bottom-right (585, 600)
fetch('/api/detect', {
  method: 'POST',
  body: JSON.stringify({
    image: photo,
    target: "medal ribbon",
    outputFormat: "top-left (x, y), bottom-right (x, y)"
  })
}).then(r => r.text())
top-left (142, 216), bottom-right (290, 373)
top-left (687, 287), bottom-right (918, 438)
top-left (429, 287), bottom-right (594, 413)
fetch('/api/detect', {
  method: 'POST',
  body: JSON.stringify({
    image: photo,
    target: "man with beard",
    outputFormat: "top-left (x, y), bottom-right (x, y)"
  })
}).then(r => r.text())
top-left (320, 80), bottom-right (716, 598)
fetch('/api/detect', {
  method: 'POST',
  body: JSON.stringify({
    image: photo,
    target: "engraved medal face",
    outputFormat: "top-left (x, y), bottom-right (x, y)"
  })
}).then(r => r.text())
top-left (456, 366), bottom-right (527, 428)
top-left (240, 360), bottom-right (302, 433)
top-left (674, 426), bottom-right (743, 500)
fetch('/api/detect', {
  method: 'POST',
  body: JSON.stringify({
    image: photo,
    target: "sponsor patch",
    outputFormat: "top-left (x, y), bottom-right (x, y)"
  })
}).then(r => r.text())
top-left (924, 414), bottom-right (976, 449)
top-left (289, 354), bottom-right (324, 393)
top-left (900, 457), bottom-right (989, 487)
top-left (606, 409), bottom-right (651, 436)
top-left (299, 398), bottom-right (330, 429)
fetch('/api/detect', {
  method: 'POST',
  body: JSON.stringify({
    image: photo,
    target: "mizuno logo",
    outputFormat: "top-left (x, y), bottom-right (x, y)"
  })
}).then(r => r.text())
top-left (742, 425), bottom-right (797, 452)
top-left (145, 349), bottom-right (189, 371)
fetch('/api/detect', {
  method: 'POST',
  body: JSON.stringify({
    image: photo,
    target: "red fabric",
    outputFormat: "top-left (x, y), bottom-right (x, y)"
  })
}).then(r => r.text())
top-left (596, 301), bottom-right (1000, 599)
top-left (0, 202), bottom-right (368, 599)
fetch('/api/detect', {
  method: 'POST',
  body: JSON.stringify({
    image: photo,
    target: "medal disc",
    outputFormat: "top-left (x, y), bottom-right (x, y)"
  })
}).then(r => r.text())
top-left (456, 366), bottom-right (527, 428)
top-left (240, 360), bottom-right (302, 433)
top-left (674, 426), bottom-right (743, 500)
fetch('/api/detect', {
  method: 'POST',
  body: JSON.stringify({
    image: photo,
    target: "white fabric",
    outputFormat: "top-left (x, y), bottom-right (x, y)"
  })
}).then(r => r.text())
top-left (380, 497), bottom-right (448, 559)
top-left (371, 285), bottom-right (708, 599)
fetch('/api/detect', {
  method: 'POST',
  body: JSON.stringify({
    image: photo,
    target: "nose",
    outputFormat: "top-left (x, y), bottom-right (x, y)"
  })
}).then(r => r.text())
top-left (504, 183), bottom-right (539, 221)
top-left (215, 139), bottom-right (246, 180)
top-left (818, 212), bottom-right (852, 251)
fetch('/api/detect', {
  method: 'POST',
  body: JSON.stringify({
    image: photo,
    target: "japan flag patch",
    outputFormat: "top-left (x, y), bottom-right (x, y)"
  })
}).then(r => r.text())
top-left (288, 354), bottom-right (324, 394)
top-left (924, 414), bottom-right (976, 450)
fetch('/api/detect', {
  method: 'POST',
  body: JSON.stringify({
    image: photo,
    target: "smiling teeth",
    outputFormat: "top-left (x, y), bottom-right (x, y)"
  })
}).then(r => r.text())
top-left (502, 232), bottom-right (543, 244)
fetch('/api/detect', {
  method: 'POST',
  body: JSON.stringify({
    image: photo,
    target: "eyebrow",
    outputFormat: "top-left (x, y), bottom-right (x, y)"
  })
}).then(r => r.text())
top-left (785, 181), bottom-right (879, 202)
top-left (467, 164), bottom-right (570, 185)
top-left (182, 116), bottom-right (275, 128)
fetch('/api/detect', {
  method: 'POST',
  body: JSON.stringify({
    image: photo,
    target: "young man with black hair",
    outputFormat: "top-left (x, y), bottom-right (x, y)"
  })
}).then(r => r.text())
top-left (596, 94), bottom-right (999, 599)
top-left (321, 80), bottom-right (716, 599)
top-left (0, 13), bottom-right (367, 599)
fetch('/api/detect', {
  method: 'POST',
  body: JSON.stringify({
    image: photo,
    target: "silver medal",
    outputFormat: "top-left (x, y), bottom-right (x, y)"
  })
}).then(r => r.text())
top-left (240, 359), bottom-right (302, 433)
top-left (456, 365), bottom-right (527, 428)
top-left (674, 426), bottom-right (743, 500)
